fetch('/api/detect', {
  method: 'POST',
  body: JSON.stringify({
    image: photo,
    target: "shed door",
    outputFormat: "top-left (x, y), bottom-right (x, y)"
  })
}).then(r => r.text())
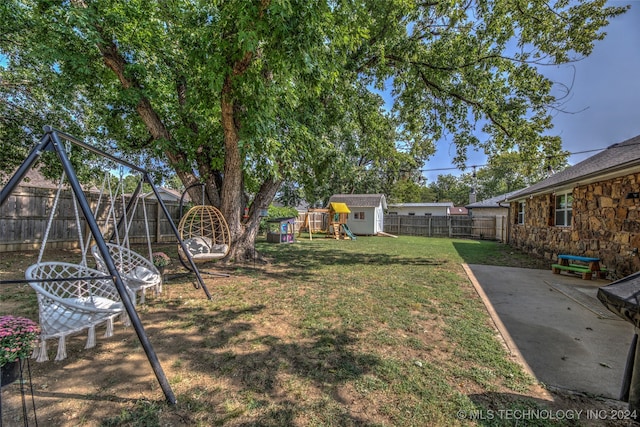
top-left (375, 208), bottom-right (383, 233)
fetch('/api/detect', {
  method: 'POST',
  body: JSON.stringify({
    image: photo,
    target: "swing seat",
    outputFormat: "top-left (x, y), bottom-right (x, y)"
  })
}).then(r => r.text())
top-left (178, 236), bottom-right (229, 263)
top-left (91, 243), bottom-right (163, 305)
top-left (25, 262), bottom-right (125, 362)
top-left (177, 205), bottom-right (231, 270)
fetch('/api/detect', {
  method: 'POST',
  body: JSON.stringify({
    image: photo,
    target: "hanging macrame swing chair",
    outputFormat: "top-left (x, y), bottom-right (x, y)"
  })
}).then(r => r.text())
top-left (25, 170), bottom-right (125, 362)
top-left (90, 170), bottom-right (162, 305)
top-left (177, 184), bottom-right (231, 271)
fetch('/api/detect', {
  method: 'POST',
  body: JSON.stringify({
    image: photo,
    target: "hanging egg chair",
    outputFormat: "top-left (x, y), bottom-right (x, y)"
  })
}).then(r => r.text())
top-left (177, 204), bottom-right (231, 270)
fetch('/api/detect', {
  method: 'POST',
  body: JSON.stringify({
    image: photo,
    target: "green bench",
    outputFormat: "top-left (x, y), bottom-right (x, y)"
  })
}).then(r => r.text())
top-left (552, 263), bottom-right (593, 280)
top-left (552, 254), bottom-right (608, 280)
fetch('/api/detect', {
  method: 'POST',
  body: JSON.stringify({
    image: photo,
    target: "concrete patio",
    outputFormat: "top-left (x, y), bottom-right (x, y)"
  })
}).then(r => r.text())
top-left (464, 264), bottom-right (635, 400)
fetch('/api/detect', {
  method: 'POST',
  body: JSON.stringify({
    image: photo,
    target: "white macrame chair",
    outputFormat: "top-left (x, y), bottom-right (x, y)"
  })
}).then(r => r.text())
top-left (25, 263), bottom-right (125, 362)
top-left (89, 169), bottom-right (162, 305)
top-left (91, 243), bottom-right (162, 305)
top-left (26, 167), bottom-right (126, 362)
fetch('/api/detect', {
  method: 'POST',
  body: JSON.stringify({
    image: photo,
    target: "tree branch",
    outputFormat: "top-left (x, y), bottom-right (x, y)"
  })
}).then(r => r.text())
top-left (417, 69), bottom-right (511, 137)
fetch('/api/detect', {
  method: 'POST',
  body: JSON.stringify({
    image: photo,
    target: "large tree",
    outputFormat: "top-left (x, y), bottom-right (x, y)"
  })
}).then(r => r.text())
top-left (0, 0), bottom-right (627, 260)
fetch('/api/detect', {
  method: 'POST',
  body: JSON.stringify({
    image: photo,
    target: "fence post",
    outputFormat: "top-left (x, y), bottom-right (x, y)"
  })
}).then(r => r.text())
top-left (156, 200), bottom-right (162, 243)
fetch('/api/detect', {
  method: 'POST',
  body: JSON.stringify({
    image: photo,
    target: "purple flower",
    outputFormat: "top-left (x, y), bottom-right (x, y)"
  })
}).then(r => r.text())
top-left (152, 252), bottom-right (171, 267)
top-left (0, 315), bottom-right (40, 366)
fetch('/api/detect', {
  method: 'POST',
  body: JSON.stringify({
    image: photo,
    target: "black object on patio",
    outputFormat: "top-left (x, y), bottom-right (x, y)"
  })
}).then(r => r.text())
top-left (597, 270), bottom-right (640, 414)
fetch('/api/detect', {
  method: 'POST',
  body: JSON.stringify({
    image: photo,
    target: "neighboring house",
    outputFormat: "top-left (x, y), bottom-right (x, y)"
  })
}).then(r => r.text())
top-left (143, 187), bottom-right (187, 202)
top-left (386, 202), bottom-right (454, 216)
top-left (1, 167), bottom-right (98, 191)
top-left (506, 134), bottom-right (640, 279)
top-left (1, 167), bottom-right (58, 189)
top-left (466, 190), bottom-right (522, 217)
top-left (466, 190), bottom-right (522, 243)
top-left (328, 194), bottom-right (387, 235)
top-left (449, 206), bottom-right (469, 216)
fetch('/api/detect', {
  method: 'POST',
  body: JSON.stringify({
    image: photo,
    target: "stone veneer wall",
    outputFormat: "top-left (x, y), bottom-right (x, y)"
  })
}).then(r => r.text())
top-left (510, 171), bottom-right (640, 279)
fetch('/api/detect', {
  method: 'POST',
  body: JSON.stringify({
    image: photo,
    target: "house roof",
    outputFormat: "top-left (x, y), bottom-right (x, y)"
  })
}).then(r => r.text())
top-left (1, 167), bottom-right (100, 192)
top-left (387, 202), bottom-right (454, 208)
top-left (509, 134), bottom-right (640, 200)
top-left (142, 187), bottom-right (190, 202)
top-left (328, 194), bottom-right (388, 209)
top-left (466, 190), bottom-right (523, 209)
top-left (450, 206), bottom-right (468, 215)
top-left (1, 167), bottom-right (60, 189)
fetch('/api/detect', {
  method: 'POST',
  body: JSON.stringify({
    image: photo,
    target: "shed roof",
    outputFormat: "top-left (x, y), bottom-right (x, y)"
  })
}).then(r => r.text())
top-left (328, 194), bottom-right (387, 209)
top-left (509, 134), bottom-right (640, 200)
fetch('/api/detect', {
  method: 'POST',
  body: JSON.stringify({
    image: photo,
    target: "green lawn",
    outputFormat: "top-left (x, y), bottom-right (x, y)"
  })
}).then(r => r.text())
top-left (2, 236), bottom-right (564, 426)
top-left (141, 236), bottom-right (553, 426)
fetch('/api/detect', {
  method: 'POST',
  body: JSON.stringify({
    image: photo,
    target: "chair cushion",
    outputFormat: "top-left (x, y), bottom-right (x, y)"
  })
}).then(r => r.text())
top-left (210, 244), bottom-right (229, 254)
top-left (125, 266), bottom-right (160, 284)
top-left (183, 237), bottom-right (213, 255)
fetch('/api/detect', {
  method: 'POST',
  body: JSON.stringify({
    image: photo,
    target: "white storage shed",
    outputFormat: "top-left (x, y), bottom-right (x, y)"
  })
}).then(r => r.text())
top-left (328, 194), bottom-right (387, 235)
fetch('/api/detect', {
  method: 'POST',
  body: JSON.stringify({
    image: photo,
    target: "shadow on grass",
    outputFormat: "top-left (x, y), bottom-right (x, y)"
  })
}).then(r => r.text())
top-left (466, 391), bottom-right (573, 426)
top-left (452, 240), bottom-right (551, 270)
top-left (144, 304), bottom-right (382, 425)
top-left (7, 303), bottom-right (381, 425)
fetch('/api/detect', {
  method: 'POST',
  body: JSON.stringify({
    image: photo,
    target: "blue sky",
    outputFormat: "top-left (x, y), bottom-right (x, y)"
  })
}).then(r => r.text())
top-left (419, 0), bottom-right (640, 182)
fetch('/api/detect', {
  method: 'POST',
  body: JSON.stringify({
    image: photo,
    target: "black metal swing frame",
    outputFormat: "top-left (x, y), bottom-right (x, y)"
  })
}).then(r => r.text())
top-left (0, 126), bottom-right (213, 405)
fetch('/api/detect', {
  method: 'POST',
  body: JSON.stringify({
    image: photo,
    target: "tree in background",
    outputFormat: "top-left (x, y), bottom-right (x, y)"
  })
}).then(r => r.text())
top-left (423, 150), bottom-right (570, 206)
top-left (471, 151), bottom-right (569, 201)
top-left (389, 178), bottom-right (437, 204)
top-left (0, 0), bottom-right (625, 260)
top-left (427, 174), bottom-right (471, 206)
top-left (164, 175), bottom-right (185, 192)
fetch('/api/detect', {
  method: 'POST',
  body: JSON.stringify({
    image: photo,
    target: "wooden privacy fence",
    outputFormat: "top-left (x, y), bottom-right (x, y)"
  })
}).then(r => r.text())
top-left (0, 186), bottom-right (182, 252)
top-left (383, 215), bottom-right (506, 241)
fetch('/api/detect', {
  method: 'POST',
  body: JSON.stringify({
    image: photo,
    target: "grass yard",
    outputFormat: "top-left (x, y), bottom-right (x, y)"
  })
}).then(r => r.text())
top-left (0, 236), bottom-right (624, 426)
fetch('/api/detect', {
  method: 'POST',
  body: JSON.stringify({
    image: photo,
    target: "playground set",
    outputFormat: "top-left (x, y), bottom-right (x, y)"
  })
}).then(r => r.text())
top-left (297, 202), bottom-right (356, 240)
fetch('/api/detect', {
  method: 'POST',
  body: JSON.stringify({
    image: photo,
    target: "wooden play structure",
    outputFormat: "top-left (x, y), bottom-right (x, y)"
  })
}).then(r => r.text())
top-left (298, 202), bottom-right (356, 240)
top-left (297, 203), bottom-right (356, 240)
top-left (328, 202), bottom-right (356, 240)
top-left (298, 208), bottom-right (328, 240)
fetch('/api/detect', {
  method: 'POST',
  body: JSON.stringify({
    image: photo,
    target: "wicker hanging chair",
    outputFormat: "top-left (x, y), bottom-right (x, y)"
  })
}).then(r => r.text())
top-left (177, 205), bottom-right (231, 270)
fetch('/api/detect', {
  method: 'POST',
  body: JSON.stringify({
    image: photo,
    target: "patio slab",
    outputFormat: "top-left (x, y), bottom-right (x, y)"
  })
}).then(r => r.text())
top-left (464, 264), bottom-right (635, 400)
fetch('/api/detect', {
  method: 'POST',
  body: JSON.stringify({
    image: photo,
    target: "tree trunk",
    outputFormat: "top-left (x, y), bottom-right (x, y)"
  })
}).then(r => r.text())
top-left (226, 177), bottom-right (282, 262)
top-left (220, 77), bottom-right (244, 245)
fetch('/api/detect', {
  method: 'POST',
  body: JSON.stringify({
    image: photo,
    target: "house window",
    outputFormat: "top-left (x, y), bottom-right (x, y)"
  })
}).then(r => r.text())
top-left (408, 212), bottom-right (415, 216)
top-left (517, 201), bottom-right (525, 224)
top-left (354, 211), bottom-right (365, 220)
top-left (424, 213), bottom-right (432, 216)
top-left (555, 192), bottom-right (573, 227)
top-left (388, 211), bottom-right (397, 215)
